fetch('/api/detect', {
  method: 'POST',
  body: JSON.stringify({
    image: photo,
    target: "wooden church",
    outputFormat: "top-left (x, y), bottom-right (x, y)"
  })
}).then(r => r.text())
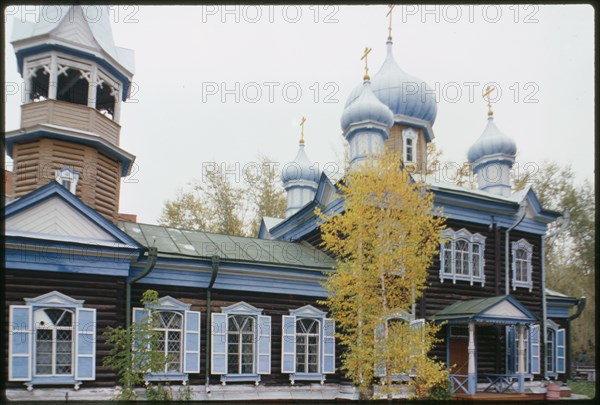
top-left (4, 5), bottom-right (584, 401)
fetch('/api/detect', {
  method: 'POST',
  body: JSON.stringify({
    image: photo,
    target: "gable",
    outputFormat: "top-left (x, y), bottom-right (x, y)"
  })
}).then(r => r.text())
top-left (5, 182), bottom-right (140, 249)
top-left (51, 6), bottom-right (99, 51)
top-left (483, 300), bottom-right (527, 319)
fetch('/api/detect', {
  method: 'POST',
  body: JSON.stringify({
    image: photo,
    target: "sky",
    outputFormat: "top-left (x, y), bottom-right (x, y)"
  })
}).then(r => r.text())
top-left (4, 5), bottom-right (595, 225)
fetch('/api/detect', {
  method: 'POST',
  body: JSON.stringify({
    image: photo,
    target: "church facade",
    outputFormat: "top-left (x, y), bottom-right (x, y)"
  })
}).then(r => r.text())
top-left (4, 6), bottom-right (583, 401)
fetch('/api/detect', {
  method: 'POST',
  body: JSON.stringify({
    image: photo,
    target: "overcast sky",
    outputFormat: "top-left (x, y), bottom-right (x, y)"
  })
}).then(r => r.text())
top-left (4, 5), bottom-right (595, 225)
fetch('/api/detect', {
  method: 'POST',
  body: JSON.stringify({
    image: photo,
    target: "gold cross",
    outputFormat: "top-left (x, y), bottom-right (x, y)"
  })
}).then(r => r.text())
top-left (483, 86), bottom-right (495, 117)
top-left (361, 47), bottom-right (373, 80)
top-left (299, 116), bottom-right (306, 144)
top-left (387, 5), bottom-right (395, 41)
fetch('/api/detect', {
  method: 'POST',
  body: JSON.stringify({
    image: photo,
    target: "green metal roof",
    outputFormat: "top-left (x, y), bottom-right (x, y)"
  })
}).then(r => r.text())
top-left (118, 221), bottom-right (335, 271)
top-left (430, 295), bottom-right (538, 324)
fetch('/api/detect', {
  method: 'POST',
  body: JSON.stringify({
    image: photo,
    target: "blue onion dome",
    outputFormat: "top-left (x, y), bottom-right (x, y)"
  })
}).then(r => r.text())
top-left (340, 79), bottom-right (394, 132)
top-left (344, 40), bottom-right (437, 124)
top-left (467, 116), bottom-right (517, 163)
top-left (281, 143), bottom-right (320, 184)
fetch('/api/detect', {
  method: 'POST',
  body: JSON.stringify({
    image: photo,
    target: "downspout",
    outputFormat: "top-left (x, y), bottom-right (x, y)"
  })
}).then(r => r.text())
top-left (542, 210), bottom-right (569, 379)
top-left (205, 255), bottom-right (220, 393)
top-left (126, 246), bottom-right (158, 329)
top-left (505, 201), bottom-right (528, 295)
top-left (565, 296), bottom-right (586, 380)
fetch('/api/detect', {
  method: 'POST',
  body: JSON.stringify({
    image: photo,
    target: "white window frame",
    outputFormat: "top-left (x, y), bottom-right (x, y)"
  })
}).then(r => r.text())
top-left (212, 302), bottom-right (271, 385)
top-left (439, 228), bottom-right (486, 286)
top-left (281, 305), bottom-right (335, 384)
top-left (9, 291), bottom-right (96, 391)
top-left (512, 239), bottom-right (533, 291)
top-left (135, 296), bottom-right (201, 383)
top-left (33, 308), bottom-right (75, 377)
top-left (545, 320), bottom-right (566, 377)
top-left (55, 167), bottom-right (80, 194)
top-left (402, 128), bottom-right (418, 165)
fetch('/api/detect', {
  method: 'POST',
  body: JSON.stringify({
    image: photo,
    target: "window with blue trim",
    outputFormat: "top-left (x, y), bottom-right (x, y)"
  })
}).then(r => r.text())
top-left (211, 302), bottom-right (271, 385)
top-left (133, 296), bottom-right (201, 383)
top-left (511, 239), bottom-right (533, 291)
top-left (440, 228), bottom-right (486, 286)
top-left (281, 305), bottom-right (335, 383)
top-left (8, 291), bottom-right (96, 391)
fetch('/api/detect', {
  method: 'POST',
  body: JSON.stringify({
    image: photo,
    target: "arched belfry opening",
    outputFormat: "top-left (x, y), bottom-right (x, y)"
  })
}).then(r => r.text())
top-left (56, 67), bottom-right (89, 106)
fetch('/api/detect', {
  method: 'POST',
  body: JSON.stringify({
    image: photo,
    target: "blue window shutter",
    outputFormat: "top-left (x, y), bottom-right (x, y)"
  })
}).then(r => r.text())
top-left (257, 315), bottom-right (271, 374)
top-left (75, 308), bottom-right (96, 381)
top-left (322, 318), bottom-right (335, 374)
top-left (211, 313), bottom-right (227, 375)
top-left (9, 305), bottom-right (32, 382)
top-left (556, 329), bottom-right (566, 373)
top-left (132, 307), bottom-right (148, 352)
top-left (281, 315), bottom-right (296, 373)
top-left (183, 310), bottom-right (201, 374)
top-left (506, 326), bottom-right (516, 374)
top-left (375, 323), bottom-right (385, 377)
top-left (530, 325), bottom-right (540, 374)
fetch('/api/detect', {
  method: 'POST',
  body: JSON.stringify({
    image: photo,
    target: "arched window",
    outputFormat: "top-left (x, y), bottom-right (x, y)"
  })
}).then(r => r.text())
top-left (8, 291), bottom-right (97, 390)
top-left (34, 308), bottom-right (73, 376)
top-left (439, 228), bottom-right (486, 285)
top-left (296, 318), bottom-right (320, 374)
top-left (511, 239), bottom-right (533, 291)
top-left (30, 67), bottom-right (50, 102)
top-left (227, 315), bottom-right (255, 374)
top-left (402, 128), bottom-right (418, 165)
top-left (156, 311), bottom-right (183, 373)
top-left (133, 296), bottom-right (201, 383)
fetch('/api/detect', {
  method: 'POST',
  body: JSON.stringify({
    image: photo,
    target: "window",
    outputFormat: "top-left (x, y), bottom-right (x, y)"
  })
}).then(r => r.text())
top-left (57, 67), bottom-right (89, 106)
top-left (402, 128), bottom-right (418, 165)
top-left (133, 296), bottom-right (201, 383)
top-left (211, 302), bottom-right (271, 384)
top-left (511, 239), bottom-right (533, 291)
top-left (374, 312), bottom-right (424, 380)
top-left (55, 167), bottom-right (80, 194)
top-left (8, 291), bottom-right (96, 390)
top-left (545, 321), bottom-right (566, 376)
top-left (281, 305), bottom-right (335, 383)
top-left (506, 324), bottom-right (541, 375)
top-left (439, 228), bottom-right (486, 286)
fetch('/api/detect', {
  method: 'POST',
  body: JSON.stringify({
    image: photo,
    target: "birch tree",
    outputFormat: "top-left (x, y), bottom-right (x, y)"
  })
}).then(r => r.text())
top-left (316, 152), bottom-right (448, 399)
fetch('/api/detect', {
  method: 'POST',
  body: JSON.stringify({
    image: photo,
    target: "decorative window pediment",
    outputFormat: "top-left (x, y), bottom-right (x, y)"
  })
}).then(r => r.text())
top-left (221, 301), bottom-right (263, 316)
top-left (512, 238), bottom-right (533, 291)
top-left (147, 296), bottom-right (191, 311)
top-left (24, 291), bottom-right (84, 308)
top-left (439, 228), bottom-right (486, 286)
top-left (289, 305), bottom-right (327, 318)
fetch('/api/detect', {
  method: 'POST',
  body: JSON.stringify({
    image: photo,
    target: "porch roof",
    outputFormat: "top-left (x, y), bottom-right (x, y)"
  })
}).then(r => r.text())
top-left (430, 295), bottom-right (539, 324)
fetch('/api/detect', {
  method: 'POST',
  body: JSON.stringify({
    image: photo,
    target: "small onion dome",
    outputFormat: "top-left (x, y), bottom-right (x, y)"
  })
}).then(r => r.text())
top-left (467, 116), bottom-right (517, 163)
top-left (281, 143), bottom-right (320, 184)
top-left (344, 41), bottom-right (437, 124)
top-left (340, 79), bottom-right (394, 132)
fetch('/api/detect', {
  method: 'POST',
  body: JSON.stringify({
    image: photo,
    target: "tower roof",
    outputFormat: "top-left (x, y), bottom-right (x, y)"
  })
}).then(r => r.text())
top-left (11, 5), bottom-right (134, 75)
top-left (341, 79), bottom-right (394, 133)
top-left (281, 143), bottom-right (320, 185)
top-left (345, 40), bottom-right (437, 125)
top-left (467, 116), bottom-right (517, 163)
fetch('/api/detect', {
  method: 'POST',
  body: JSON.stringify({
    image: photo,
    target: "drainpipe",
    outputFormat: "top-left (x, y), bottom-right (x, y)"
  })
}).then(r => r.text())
top-left (205, 255), bottom-right (220, 393)
top-left (126, 246), bottom-right (158, 329)
top-left (542, 211), bottom-right (570, 379)
top-left (505, 201), bottom-right (528, 295)
top-left (565, 296), bottom-right (586, 380)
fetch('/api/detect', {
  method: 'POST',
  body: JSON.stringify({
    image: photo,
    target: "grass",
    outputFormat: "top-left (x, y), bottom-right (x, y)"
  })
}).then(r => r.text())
top-left (568, 379), bottom-right (596, 399)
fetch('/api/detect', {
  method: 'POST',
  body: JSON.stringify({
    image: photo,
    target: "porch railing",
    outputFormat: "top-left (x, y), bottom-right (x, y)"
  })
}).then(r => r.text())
top-left (449, 374), bottom-right (469, 394)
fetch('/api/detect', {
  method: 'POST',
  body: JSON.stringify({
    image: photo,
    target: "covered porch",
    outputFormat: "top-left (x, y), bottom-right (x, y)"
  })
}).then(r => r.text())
top-left (431, 295), bottom-right (540, 395)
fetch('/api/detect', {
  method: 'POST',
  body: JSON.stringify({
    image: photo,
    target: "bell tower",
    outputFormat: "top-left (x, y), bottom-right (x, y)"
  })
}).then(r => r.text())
top-left (6, 5), bottom-right (136, 223)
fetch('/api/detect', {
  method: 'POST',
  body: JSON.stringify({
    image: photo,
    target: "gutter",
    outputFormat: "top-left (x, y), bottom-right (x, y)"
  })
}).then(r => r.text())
top-left (505, 201), bottom-right (528, 295)
top-left (542, 211), bottom-right (570, 379)
top-left (565, 296), bottom-right (586, 379)
top-left (205, 255), bottom-right (220, 394)
top-left (125, 246), bottom-right (158, 329)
